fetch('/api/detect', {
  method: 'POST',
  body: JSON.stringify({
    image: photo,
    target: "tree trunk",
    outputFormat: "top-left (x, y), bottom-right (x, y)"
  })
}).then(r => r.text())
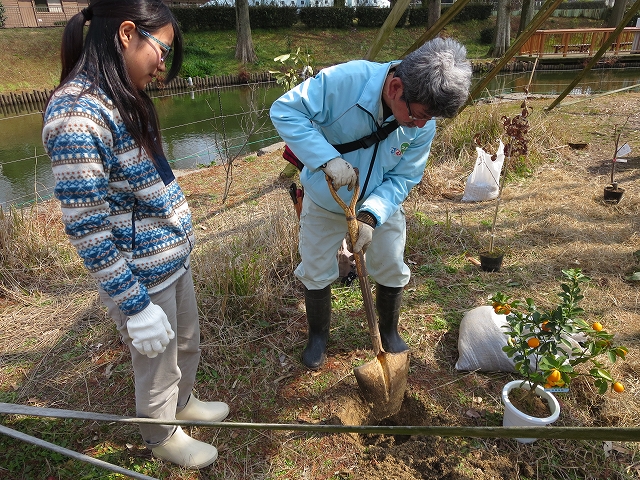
top-left (517, 0), bottom-right (535, 36)
top-left (490, 0), bottom-right (512, 57)
top-left (235, 0), bottom-right (257, 63)
top-left (608, 0), bottom-right (628, 28)
top-left (427, 0), bottom-right (441, 29)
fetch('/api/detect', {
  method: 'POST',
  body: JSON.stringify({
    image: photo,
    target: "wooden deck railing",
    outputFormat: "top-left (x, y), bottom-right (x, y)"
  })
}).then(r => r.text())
top-left (519, 28), bottom-right (640, 57)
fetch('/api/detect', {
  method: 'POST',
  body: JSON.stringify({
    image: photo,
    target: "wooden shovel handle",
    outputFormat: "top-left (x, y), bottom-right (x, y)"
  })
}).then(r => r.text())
top-left (325, 173), bottom-right (384, 356)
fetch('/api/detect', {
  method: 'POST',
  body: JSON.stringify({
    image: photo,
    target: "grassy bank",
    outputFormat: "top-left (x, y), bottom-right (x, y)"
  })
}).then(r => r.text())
top-left (0, 15), bottom-right (604, 94)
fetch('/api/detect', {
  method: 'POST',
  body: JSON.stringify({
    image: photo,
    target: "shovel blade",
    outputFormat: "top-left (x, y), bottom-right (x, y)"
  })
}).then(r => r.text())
top-left (354, 350), bottom-right (410, 420)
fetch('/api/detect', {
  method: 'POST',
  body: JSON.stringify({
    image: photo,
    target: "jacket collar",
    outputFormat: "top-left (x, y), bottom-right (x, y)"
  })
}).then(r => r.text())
top-left (355, 61), bottom-right (402, 121)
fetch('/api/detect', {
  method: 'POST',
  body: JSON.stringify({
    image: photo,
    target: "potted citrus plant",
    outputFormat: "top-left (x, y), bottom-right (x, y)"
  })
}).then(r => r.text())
top-left (490, 268), bottom-right (628, 442)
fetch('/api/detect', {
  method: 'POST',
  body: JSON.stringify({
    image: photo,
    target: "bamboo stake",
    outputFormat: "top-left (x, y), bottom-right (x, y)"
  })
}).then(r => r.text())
top-left (2, 403), bottom-right (640, 442)
top-left (400, 0), bottom-right (472, 58)
top-left (364, 0), bottom-right (412, 61)
top-left (0, 424), bottom-right (158, 480)
top-left (546, 0), bottom-right (640, 111)
top-left (556, 83), bottom-right (640, 106)
top-left (463, 0), bottom-right (565, 110)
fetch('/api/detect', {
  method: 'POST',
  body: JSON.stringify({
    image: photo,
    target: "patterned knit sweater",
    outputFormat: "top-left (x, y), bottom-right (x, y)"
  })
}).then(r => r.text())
top-left (42, 77), bottom-right (195, 317)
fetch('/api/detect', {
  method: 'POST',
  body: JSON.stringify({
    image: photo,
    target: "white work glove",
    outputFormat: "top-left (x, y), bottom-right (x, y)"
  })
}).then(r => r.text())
top-left (322, 157), bottom-right (357, 191)
top-left (350, 221), bottom-right (374, 254)
top-left (346, 211), bottom-right (376, 254)
top-left (126, 302), bottom-right (175, 358)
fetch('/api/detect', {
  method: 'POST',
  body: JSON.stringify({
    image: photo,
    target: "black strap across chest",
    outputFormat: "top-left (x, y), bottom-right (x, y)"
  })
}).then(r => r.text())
top-left (332, 120), bottom-right (399, 155)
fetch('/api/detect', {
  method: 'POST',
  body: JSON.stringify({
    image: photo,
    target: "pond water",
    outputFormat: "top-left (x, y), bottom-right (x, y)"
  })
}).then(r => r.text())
top-left (1, 67), bottom-right (639, 208)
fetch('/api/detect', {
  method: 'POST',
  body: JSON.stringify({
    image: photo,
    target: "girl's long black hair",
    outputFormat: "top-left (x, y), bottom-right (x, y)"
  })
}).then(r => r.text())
top-left (50, 0), bottom-right (183, 160)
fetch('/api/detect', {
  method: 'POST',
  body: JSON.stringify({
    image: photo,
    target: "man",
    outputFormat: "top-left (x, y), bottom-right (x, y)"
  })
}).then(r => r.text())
top-left (270, 37), bottom-right (472, 370)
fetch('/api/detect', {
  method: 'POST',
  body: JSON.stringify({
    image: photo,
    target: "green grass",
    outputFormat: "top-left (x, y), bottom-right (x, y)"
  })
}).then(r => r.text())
top-left (0, 16), bottom-right (606, 94)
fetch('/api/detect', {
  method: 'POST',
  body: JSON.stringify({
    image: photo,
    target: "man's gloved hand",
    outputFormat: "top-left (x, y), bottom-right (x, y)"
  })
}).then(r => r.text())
top-left (322, 157), bottom-right (357, 191)
top-left (127, 302), bottom-right (175, 358)
top-left (346, 211), bottom-right (377, 254)
top-left (350, 222), bottom-right (374, 254)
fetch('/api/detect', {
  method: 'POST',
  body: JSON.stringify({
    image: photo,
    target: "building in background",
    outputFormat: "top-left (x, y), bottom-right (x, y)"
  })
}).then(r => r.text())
top-left (4, 0), bottom-right (392, 28)
top-left (3, 0), bottom-right (87, 28)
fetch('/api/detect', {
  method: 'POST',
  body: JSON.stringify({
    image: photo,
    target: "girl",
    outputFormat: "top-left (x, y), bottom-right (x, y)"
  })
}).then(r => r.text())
top-left (42, 0), bottom-right (228, 469)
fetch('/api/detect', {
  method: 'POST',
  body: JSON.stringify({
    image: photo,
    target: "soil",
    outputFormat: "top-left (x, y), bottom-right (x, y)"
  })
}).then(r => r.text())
top-left (508, 388), bottom-right (552, 418)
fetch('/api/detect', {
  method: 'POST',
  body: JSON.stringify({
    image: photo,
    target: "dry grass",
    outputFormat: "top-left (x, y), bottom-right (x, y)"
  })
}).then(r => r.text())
top-left (1, 92), bottom-right (639, 479)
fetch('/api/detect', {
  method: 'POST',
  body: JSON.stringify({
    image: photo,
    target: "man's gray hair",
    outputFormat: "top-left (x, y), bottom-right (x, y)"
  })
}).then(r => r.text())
top-left (395, 37), bottom-right (472, 118)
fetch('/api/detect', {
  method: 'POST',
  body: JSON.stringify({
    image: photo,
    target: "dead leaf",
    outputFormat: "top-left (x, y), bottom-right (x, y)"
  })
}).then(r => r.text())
top-left (465, 409), bottom-right (482, 418)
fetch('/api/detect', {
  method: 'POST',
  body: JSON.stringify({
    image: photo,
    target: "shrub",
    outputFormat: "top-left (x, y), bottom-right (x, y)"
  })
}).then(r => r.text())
top-left (479, 26), bottom-right (494, 45)
top-left (408, 6), bottom-right (429, 27)
top-left (298, 6), bottom-right (355, 29)
top-left (244, 6), bottom-right (298, 29)
top-left (356, 6), bottom-right (408, 28)
top-left (171, 5), bottom-right (297, 32)
top-left (0, 1), bottom-right (6, 28)
top-left (446, 2), bottom-right (493, 22)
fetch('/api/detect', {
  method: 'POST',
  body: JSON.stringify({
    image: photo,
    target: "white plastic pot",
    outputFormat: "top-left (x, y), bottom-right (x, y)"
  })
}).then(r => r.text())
top-left (502, 380), bottom-right (561, 443)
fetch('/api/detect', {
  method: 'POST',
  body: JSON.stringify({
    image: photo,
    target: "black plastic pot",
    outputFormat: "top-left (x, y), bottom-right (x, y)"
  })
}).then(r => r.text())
top-left (604, 184), bottom-right (625, 204)
top-left (479, 250), bottom-right (504, 272)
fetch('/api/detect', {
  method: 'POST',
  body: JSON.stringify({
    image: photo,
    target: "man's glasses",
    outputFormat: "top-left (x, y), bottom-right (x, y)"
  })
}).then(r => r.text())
top-left (405, 98), bottom-right (431, 122)
top-left (137, 27), bottom-right (172, 63)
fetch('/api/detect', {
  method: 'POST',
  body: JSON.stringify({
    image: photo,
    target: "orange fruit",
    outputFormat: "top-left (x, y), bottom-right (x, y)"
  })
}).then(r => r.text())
top-left (527, 337), bottom-right (540, 348)
top-left (541, 321), bottom-right (551, 332)
top-left (613, 382), bottom-right (624, 393)
top-left (547, 370), bottom-right (561, 383)
top-left (493, 303), bottom-right (511, 315)
top-left (592, 322), bottom-right (603, 332)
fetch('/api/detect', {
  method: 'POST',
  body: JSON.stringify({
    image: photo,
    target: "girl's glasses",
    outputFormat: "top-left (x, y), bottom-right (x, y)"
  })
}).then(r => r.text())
top-left (137, 27), bottom-right (172, 63)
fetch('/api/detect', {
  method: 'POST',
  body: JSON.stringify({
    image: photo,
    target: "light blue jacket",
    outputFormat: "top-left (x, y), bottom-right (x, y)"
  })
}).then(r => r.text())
top-left (270, 59), bottom-right (436, 226)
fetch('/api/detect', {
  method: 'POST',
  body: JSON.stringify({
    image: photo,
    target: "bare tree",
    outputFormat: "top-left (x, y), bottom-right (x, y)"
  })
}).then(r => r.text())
top-left (517, 0), bottom-right (535, 36)
top-left (490, 0), bottom-right (514, 57)
top-left (235, 0), bottom-right (257, 63)
top-left (427, 0), bottom-right (441, 29)
top-left (209, 87), bottom-right (271, 204)
top-left (608, 0), bottom-right (629, 27)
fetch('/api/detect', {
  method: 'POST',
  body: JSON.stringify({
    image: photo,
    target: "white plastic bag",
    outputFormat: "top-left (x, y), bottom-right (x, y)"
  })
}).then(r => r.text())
top-left (461, 140), bottom-right (505, 202)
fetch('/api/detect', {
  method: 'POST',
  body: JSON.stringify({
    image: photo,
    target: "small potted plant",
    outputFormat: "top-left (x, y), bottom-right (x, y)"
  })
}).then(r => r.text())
top-left (477, 91), bottom-right (531, 272)
top-left (490, 268), bottom-right (628, 443)
top-left (603, 119), bottom-right (630, 204)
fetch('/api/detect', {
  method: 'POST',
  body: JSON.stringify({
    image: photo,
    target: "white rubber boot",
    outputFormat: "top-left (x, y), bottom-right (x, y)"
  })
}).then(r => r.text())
top-left (176, 394), bottom-right (229, 422)
top-left (152, 426), bottom-right (218, 468)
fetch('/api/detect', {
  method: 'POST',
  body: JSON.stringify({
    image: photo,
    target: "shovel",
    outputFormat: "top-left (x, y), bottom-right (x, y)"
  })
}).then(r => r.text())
top-left (326, 173), bottom-right (410, 420)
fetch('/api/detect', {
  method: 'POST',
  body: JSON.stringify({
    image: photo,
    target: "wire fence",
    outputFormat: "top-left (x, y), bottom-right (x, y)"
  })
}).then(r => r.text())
top-left (3, 68), bottom-right (640, 209)
top-left (0, 81), bottom-right (284, 209)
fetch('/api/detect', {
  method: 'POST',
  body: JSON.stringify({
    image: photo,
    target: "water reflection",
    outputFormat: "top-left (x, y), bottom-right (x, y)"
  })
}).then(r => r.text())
top-left (1, 68), bottom-right (639, 208)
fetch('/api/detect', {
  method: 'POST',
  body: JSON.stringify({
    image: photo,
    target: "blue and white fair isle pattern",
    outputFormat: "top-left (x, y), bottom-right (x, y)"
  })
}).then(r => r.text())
top-left (42, 78), bottom-right (195, 316)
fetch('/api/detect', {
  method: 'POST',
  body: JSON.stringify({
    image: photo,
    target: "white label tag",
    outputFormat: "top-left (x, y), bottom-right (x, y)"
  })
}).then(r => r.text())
top-left (545, 387), bottom-right (570, 393)
top-left (616, 143), bottom-right (631, 158)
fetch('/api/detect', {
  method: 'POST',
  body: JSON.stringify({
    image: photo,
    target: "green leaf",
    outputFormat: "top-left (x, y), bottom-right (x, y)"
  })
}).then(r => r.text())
top-left (626, 271), bottom-right (640, 282)
top-left (274, 53), bottom-right (292, 62)
top-left (596, 369), bottom-right (614, 382)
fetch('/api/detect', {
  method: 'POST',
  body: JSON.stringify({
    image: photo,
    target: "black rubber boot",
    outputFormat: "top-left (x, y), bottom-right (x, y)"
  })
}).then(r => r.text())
top-left (376, 284), bottom-right (409, 353)
top-left (302, 285), bottom-right (332, 370)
